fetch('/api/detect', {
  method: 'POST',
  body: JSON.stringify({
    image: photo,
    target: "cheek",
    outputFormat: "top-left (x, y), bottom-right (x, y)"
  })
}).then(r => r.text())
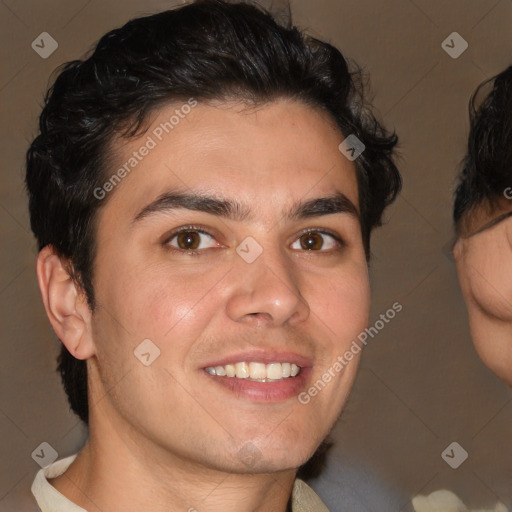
top-left (468, 312), bottom-right (512, 386)
top-left (294, 261), bottom-right (369, 439)
top-left (97, 255), bottom-right (223, 337)
top-left (462, 251), bottom-right (512, 322)
top-left (309, 260), bottom-right (370, 342)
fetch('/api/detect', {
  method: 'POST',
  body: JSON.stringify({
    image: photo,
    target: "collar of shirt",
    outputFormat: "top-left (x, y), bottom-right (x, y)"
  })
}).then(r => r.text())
top-left (32, 454), bottom-right (329, 512)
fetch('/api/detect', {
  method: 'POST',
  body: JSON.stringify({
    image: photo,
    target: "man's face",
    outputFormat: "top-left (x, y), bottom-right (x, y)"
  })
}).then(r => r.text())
top-left (453, 199), bottom-right (512, 386)
top-left (88, 99), bottom-right (370, 473)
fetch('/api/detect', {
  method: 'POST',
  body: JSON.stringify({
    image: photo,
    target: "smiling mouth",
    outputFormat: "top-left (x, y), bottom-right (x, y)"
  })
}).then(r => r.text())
top-left (204, 361), bottom-right (301, 382)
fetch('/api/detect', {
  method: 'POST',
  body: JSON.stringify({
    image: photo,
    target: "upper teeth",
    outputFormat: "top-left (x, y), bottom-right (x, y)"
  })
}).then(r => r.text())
top-left (205, 362), bottom-right (301, 380)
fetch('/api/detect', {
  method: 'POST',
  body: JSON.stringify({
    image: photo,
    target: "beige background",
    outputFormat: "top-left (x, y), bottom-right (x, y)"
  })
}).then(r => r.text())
top-left (1, 0), bottom-right (511, 510)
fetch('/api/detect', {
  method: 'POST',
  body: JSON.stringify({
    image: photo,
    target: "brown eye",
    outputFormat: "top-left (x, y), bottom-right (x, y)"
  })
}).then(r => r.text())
top-left (291, 231), bottom-right (341, 251)
top-left (167, 229), bottom-right (217, 252)
top-left (299, 233), bottom-right (324, 250)
top-left (176, 231), bottom-right (201, 250)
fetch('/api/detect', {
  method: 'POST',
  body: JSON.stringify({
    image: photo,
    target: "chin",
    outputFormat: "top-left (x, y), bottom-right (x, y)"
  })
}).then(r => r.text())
top-left (229, 437), bottom-right (319, 474)
top-left (480, 358), bottom-right (512, 387)
top-left (235, 453), bottom-right (311, 475)
top-left (494, 369), bottom-right (512, 387)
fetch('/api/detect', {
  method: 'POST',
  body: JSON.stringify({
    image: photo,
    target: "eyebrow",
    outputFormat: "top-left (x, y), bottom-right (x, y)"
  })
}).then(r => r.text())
top-left (132, 190), bottom-right (359, 225)
top-left (465, 211), bottom-right (512, 238)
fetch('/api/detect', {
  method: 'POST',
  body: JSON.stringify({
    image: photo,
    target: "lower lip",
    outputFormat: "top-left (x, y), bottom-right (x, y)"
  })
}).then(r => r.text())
top-left (203, 368), bottom-right (312, 403)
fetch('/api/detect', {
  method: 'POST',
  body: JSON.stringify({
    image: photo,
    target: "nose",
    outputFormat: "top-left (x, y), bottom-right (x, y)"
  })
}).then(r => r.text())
top-left (452, 237), bottom-right (464, 261)
top-left (225, 245), bottom-right (310, 327)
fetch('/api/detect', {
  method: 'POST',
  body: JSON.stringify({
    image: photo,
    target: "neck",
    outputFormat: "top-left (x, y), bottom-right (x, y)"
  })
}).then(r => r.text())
top-left (49, 401), bottom-right (297, 512)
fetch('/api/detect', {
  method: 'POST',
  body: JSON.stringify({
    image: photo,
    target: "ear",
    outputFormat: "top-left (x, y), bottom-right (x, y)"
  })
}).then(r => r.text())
top-left (36, 245), bottom-right (96, 360)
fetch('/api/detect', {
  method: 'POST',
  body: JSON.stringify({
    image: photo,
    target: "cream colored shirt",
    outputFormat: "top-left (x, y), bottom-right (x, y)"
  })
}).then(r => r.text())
top-left (32, 454), bottom-right (329, 512)
top-left (412, 489), bottom-right (508, 512)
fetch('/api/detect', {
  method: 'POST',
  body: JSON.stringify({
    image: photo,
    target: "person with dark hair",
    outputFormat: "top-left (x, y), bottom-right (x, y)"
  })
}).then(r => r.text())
top-left (26, 1), bottom-right (401, 510)
top-left (413, 69), bottom-right (512, 512)
top-left (452, 65), bottom-right (512, 388)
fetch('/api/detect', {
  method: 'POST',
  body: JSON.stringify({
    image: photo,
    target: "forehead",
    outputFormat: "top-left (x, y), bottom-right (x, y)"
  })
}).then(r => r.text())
top-left (453, 203), bottom-right (512, 266)
top-left (457, 196), bottom-right (512, 239)
top-left (101, 98), bottom-right (359, 224)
